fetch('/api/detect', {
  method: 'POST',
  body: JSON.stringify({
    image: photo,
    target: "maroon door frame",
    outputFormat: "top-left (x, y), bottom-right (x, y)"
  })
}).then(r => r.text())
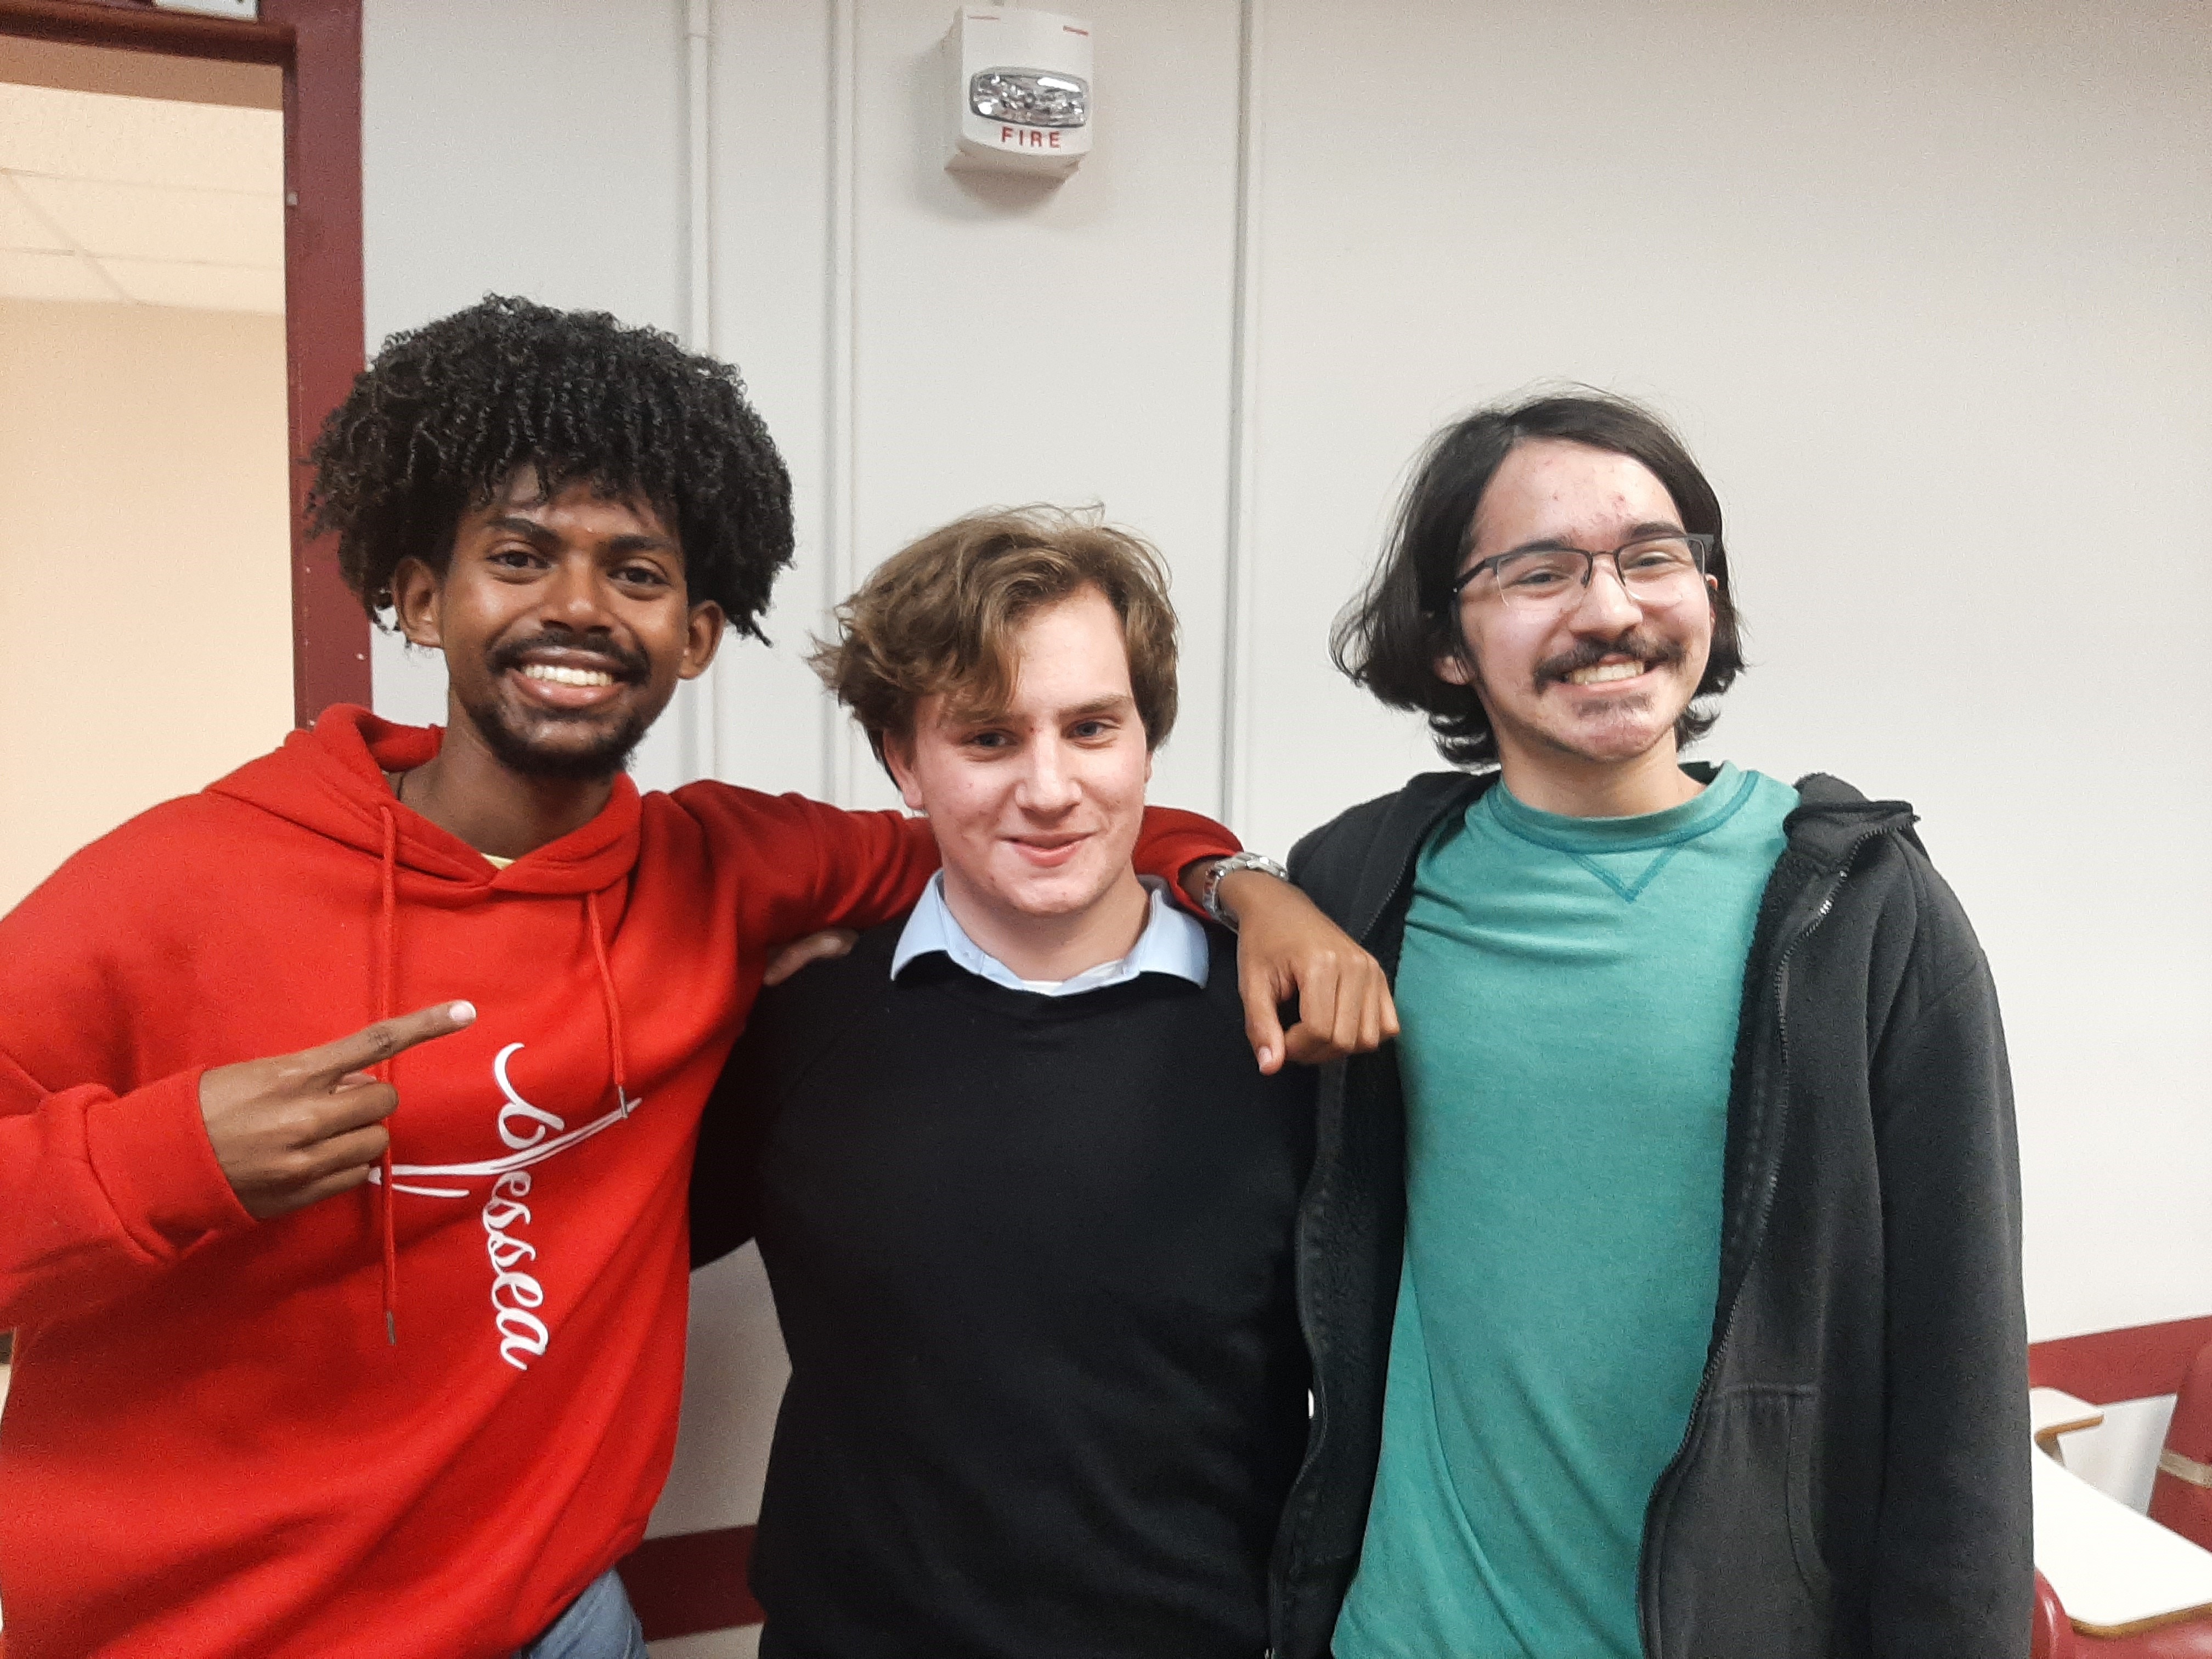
top-left (0, 0), bottom-right (370, 726)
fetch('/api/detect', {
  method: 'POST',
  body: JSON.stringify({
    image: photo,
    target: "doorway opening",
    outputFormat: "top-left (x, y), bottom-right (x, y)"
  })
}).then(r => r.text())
top-left (0, 1), bottom-right (363, 912)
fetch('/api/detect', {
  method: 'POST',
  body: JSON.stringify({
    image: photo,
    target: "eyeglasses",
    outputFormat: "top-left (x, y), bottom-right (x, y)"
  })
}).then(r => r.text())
top-left (1448, 533), bottom-right (1714, 615)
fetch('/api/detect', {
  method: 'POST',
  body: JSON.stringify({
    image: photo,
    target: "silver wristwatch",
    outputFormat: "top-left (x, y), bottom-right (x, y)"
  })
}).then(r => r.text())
top-left (1200, 851), bottom-right (1291, 929)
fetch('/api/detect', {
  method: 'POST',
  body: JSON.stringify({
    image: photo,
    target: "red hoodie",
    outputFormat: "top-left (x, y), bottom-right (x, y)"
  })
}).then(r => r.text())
top-left (0, 707), bottom-right (1234, 1658)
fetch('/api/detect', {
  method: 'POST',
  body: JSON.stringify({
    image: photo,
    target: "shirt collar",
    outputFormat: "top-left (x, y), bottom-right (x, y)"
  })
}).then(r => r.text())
top-left (890, 873), bottom-right (1210, 997)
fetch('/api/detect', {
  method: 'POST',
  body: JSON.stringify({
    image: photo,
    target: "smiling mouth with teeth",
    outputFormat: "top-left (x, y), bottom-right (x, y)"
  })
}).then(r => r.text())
top-left (520, 663), bottom-right (617, 688)
top-left (1565, 660), bottom-right (1647, 686)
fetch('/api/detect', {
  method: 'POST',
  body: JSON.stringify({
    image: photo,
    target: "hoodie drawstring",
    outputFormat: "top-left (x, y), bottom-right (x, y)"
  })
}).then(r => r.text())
top-left (367, 826), bottom-right (633, 1352)
top-left (584, 892), bottom-right (632, 1115)
top-left (376, 806), bottom-right (400, 1345)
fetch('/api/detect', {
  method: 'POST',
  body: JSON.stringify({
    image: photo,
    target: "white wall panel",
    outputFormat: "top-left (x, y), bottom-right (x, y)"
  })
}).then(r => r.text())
top-left (362, 0), bottom-right (691, 777)
top-left (697, 0), bottom-right (837, 801)
top-left (1238, 0), bottom-right (2212, 1338)
top-left (361, 0), bottom-right (1246, 1560)
top-left (358, 0), bottom-right (2212, 1548)
top-left (832, 0), bottom-right (1243, 811)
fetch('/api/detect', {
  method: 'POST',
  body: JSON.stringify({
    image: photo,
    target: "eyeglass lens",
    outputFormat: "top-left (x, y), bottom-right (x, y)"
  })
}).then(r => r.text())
top-left (1485, 537), bottom-right (1705, 612)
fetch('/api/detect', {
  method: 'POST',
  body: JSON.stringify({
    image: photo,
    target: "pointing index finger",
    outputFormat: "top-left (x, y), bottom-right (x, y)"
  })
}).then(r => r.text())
top-left (303, 1001), bottom-right (477, 1082)
top-left (1239, 959), bottom-right (1286, 1076)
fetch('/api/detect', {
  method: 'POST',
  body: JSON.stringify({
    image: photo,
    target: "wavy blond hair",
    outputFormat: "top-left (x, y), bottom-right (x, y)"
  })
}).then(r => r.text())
top-left (811, 506), bottom-right (1180, 769)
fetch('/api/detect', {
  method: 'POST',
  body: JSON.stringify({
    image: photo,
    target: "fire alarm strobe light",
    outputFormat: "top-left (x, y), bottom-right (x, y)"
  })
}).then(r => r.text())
top-left (944, 6), bottom-right (1094, 180)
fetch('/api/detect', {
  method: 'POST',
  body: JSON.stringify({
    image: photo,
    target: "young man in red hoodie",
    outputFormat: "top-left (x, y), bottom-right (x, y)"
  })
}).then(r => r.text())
top-left (0, 297), bottom-right (1388, 1659)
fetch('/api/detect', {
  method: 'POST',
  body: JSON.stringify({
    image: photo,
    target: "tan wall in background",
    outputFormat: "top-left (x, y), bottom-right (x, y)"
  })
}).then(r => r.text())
top-left (0, 298), bottom-right (292, 915)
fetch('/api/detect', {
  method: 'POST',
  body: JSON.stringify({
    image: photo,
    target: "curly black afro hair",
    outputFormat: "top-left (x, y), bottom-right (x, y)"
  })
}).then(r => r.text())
top-left (308, 295), bottom-right (794, 641)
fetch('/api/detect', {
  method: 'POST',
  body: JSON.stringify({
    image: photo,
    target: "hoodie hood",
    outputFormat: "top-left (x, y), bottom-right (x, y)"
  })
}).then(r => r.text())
top-left (1782, 772), bottom-right (1923, 869)
top-left (204, 703), bottom-right (640, 1344)
top-left (207, 703), bottom-right (644, 896)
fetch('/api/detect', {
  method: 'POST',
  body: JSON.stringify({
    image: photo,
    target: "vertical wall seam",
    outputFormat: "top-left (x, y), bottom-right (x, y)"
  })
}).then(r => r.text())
top-left (686, 0), bottom-right (714, 352)
top-left (1220, 0), bottom-right (1266, 830)
top-left (682, 0), bottom-right (722, 782)
top-left (823, 0), bottom-right (862, 806)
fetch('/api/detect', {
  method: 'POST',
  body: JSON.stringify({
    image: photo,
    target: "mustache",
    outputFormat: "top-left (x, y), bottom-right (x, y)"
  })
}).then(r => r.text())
top-left (1533, 630), bottom-right (1687, 690)
top-left (486, 631), bottom-right (651, 684)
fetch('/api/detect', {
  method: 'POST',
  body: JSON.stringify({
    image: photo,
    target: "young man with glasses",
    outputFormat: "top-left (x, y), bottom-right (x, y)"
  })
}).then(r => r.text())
top-left (1268, 392), bottom-right (2031, 1658)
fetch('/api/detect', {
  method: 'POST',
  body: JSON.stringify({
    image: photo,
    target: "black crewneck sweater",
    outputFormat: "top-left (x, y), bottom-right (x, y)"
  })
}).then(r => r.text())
top-left (692, 916), bottom-right (1315, 1659)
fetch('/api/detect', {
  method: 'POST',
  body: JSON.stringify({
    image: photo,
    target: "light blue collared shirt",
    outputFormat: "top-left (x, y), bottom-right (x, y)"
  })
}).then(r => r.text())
top-left (890, 873), bottom-right (1210, 996)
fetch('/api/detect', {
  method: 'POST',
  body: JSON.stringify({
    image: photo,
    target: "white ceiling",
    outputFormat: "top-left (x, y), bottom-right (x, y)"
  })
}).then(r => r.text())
top-left (0, 81), bottom-right (283, 314)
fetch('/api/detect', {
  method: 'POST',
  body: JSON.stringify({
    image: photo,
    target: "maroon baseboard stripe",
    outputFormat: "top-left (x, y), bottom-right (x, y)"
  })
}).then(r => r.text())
top-left (2029, 1315), bottom-right (2212, 1407)
top-left (618, 1524), bottom-right (763, 1641)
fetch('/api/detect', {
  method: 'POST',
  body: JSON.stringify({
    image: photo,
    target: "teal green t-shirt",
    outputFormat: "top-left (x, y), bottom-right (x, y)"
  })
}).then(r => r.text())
top-left (1333, 763), bottom-right (1798, 1659)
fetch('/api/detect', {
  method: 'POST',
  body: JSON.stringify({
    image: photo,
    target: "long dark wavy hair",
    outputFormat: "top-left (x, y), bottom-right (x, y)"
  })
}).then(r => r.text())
top-left (308, 295), bottom-right (794, 640)
top-left (1330, 390), bottom-right (1745, 768)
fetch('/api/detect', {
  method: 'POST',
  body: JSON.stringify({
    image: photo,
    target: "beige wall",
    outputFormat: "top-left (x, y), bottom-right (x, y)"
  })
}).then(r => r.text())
top-left (0, 298), bottom-right (292, 914)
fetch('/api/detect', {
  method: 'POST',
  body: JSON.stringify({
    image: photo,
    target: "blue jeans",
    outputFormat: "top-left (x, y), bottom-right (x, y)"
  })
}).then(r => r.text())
top-left (519, 1567), bottom-right (648, 1659)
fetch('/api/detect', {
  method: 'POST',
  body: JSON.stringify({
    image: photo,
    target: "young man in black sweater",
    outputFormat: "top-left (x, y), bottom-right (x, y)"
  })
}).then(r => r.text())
top-left (691, 509), bottom-right (1384, 1658)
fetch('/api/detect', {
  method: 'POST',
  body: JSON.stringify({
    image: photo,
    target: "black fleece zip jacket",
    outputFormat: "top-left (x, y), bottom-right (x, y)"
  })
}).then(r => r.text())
top-left (1265, 765), bottom-right (2032, 1659)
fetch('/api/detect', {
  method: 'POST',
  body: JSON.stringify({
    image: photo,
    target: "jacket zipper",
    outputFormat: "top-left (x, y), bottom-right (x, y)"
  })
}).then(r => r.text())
top-left (1635, 819), bottom-right (1895, 1659)
top-left (1269, 787), bottom-right (1464, 1657)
